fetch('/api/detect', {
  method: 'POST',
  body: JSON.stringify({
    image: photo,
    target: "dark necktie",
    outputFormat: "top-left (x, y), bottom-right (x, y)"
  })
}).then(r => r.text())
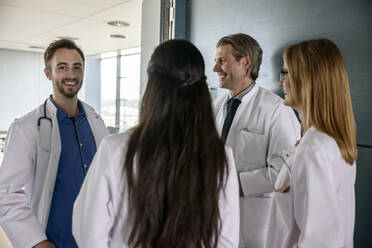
top-left (221, 98), bottom-right (241, 143)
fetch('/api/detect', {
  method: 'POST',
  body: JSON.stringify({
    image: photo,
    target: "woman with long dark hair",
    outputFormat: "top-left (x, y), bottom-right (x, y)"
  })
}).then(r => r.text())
top-left (72, 39), bottom-right (239, 248)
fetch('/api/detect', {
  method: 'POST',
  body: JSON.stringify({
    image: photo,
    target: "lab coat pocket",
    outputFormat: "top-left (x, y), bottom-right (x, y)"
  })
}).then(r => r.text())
top-left (240, 127), bottom-right (264, 135)
top-left (238, 129), bottom-right (267, 169)
top-left (240, 196), bottom-right (272, 243)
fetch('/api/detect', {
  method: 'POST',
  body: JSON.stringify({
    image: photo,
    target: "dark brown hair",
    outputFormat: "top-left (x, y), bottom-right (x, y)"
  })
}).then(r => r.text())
top-left (217, 33), bottom-right (262, 80)
top-left (125, 39), bottom-right (228, 248)
top-left (44, 39), bottom-right (85, 69)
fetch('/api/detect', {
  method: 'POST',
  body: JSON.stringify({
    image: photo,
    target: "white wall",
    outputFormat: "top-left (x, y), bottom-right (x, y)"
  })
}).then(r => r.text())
top-left (140, 0), bottom-right (161, 97)
top-left (84, 55), bottom-right (101, 113)
top-left (0, 49), bottom-right (101, 131)
top-left (0, 49), bottom-right (51, 131)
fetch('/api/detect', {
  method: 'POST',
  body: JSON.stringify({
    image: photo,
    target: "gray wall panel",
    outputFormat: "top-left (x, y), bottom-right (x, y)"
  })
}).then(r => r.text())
top-left (355, 146), bottom-right (372, 247)
top-left (188, 0), bottom-right (372, 246)
top-left (188, 0), bottom-right (372, 145)
top-left (140, 0), bottom-right (161, 97)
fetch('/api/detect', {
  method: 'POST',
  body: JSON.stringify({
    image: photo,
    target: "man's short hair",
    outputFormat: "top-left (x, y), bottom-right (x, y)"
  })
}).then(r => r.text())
top-left (217, 33), bottom-right (262, 80)
top-left (44, 39), bottom-right (85, 70)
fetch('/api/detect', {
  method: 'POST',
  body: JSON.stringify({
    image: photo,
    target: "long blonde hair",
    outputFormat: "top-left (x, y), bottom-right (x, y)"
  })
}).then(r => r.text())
top-left (284, 38), bottom-right (357, 164)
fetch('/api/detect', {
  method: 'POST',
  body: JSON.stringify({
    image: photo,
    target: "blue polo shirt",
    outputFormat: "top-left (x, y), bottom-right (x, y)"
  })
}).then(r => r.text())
top-left (46, 97), bottom-right (96, 247)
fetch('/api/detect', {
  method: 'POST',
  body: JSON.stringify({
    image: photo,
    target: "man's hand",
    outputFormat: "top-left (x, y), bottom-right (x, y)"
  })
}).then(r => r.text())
top-left (33, 240), bottom-right (55, 248)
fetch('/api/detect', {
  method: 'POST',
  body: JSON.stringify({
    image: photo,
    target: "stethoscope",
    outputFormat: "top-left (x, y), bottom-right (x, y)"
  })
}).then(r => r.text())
top-left (268, 152), bottom-right (293, 193)
top-left (37, 98), bottom-right (53, 128)
top-left (37, 98), bottom-right (53, 152)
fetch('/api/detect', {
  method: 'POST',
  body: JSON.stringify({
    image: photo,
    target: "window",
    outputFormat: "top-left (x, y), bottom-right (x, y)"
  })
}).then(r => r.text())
top-left (119, 48), bottom-right (141, 130)
top-left (100, 48), bottom-right (141, 132)
top-left (100, 52), bottom-right (117, 129)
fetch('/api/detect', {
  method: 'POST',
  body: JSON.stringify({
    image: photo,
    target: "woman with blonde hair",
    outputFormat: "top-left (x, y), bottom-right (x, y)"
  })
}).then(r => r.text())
top-left (72, 39), bottom-right (239, 248)
top-left (266, 38), bottom-right (357, 248)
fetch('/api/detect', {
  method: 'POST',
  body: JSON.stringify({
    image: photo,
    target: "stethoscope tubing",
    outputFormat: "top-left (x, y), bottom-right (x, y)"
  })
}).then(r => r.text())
top-left (268, 153), bottom-right (292, 193)
top-left (37, 98), bottom-right (53, 127)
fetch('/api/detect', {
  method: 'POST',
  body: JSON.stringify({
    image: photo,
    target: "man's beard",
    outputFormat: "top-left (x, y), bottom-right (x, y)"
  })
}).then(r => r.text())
top-left (54, 78), bottom-right (82, 98)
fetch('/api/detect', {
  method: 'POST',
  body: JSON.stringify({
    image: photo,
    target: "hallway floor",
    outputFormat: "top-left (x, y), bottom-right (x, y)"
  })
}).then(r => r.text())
top-left (0, 227), bottom-right (12, 248)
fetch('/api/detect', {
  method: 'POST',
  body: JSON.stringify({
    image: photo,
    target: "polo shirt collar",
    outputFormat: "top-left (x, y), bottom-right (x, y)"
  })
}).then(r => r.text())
top-left (49, 95), bottom-right (85, 121)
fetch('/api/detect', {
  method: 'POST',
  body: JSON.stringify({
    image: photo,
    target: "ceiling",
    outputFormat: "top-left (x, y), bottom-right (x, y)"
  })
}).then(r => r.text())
top-left (0, 0), bottom-right (142, 56)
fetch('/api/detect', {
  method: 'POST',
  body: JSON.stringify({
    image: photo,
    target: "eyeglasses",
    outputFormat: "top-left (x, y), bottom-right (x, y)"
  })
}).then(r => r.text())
top-left (279, 69), bottom-right (288, 81)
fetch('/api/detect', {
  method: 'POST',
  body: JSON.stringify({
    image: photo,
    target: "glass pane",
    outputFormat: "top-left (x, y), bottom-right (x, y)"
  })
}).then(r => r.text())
top-left (119, 77), bottom-right (139, 130)
top-left (119, 98), bottom-right (139, 131)
top-left (101, 51), bottom-right (118, 59)
top-left (120, 53), bottom-right (141, 79)
top-left (119, 52), bottom-right (141, 131)
top-left (100, 57), bottom-right (117, 128)
top-left (120, 76), bottom-right (140, 101)
top-left (120, 47), bottom-right (141, 56)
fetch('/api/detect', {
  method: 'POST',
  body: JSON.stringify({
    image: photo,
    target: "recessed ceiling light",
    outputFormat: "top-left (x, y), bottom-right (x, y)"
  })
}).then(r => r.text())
top-left (107, 20), bottom-right (130, 27)
top-left (56, 36), bottom-right (79, 41)
top-left (29, 46), bottom-right (45, 49)
top-left (109, 34), bottom-right (126, 39)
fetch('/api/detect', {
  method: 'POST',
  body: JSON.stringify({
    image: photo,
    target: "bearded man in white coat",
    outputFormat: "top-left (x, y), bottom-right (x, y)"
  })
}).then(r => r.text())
top-left (213, 33), bottom-right (301, 247)
top-left (0, 39), bottom-right (108, 248)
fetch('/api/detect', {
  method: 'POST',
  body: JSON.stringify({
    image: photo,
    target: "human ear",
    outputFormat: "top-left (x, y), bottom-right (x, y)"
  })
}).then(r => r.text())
top-left (44, 68), bottom-right (52, 80)
top-left (240, 56), bottom-right (251, 70)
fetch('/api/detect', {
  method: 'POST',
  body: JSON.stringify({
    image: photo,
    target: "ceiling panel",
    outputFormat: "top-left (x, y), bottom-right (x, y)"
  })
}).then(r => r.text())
top-left (0, 0), bottom-right (142, 55)
top-left (0, 4), bottom-right (77, 41)
top-left (29, 19), bottom-right (140, 55)
top-left (0, 0), bottom-right (131, 17)
top-left (91, 0), bottom-right (140, 21)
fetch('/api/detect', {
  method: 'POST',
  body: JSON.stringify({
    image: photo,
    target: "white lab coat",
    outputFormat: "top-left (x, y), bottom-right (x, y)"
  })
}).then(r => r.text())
top-left (73, 132), bottom-right (240, 248)
top-left (265, 126), bottom-right (356, 248)
top-left (0, 99), bottom-right (108, 248)
top-left (214, 85), bottom-right (301, 247)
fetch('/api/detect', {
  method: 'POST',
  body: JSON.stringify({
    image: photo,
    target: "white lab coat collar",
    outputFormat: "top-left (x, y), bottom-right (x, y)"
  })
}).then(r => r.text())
top-left (45, 97), bottom-right (58, 120)
top-left (240, 83), bottom-right (259, 103)
top-left (225, 83), bottom-right (258, 104)
top-left (44, 97), bottom-right (103, 146)
top-left (45, 97), bottom-right (97, 119)
top-left (220, 84), bottom-right (259, 120)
